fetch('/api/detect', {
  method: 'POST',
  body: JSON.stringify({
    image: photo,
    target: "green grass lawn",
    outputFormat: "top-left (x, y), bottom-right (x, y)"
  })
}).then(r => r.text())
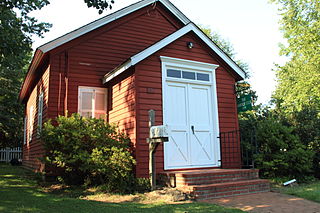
top-left (0, 164), bottom-right (243, 213)
top-left (280, 181), bottom-right (320, 203)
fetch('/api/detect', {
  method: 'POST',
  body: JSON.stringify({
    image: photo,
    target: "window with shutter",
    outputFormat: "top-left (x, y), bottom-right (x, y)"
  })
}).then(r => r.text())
top-left (78, 87), bottom-right (107, 119)
top-left (29, 106), bottom-right (34, 142)
top-left (37, 92), bottom-right (44, 135)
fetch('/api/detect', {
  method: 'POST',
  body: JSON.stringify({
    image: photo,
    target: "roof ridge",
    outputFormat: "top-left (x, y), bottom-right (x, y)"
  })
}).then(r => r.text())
top-left (38, 0), bottom-right (190, 53)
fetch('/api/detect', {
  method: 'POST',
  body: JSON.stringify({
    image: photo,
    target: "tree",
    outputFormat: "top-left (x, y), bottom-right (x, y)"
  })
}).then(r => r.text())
top-left (200, 26), bottom-right (258, 104)
top-left (0, 1), bottom-right (51, 148)
top-left (271, 0), bottom-right (320, 178)
top-left (271, 0), bottom-right (320, 112)
top-left (84, 0), bottom-right (115, 14)
top-left (200, 26), bottom-right (249, 74)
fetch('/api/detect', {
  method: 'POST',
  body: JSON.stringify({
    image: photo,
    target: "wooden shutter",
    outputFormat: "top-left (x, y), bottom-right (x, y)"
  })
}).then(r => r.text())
top-left (37, 92), bottom-right (44, 134)
top-left (23, 116), bottom-right (27, 144)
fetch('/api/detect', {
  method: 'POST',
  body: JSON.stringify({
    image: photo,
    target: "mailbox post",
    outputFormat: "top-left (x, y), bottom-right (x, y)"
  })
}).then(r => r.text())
top-left (146, 109), bottom-right (169, 190)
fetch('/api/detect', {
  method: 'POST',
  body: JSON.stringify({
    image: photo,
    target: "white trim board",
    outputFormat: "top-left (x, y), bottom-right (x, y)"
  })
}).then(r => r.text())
top-left (102, 23), bottom-right (246, 84)
top-left (38, 0), bottom-right (190, 53)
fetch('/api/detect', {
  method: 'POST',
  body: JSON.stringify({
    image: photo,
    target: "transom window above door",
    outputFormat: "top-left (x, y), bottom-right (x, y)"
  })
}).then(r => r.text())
top-left (167, 69), bottom-right (210, 82)
top-left (78, 87), bottom-right (107, 119)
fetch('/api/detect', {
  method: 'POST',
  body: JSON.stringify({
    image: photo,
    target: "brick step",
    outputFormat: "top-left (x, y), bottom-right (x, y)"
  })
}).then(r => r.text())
top-left (160, 169), bottom-right (259, 187)
top-left (186, 179), bottom-right (270, 200)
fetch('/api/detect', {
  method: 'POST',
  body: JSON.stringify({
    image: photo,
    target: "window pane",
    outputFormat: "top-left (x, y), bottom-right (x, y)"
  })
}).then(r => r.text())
top-left (197, 73), bottom-right (210, 81)
top-left (167, 69), bottom-right (181, 78)
top-left (182, 71), bottom-right (195, 80)
top-left (81, 92), bottom-right (93, 110)
top-left (95, 93), bottom-right (105, 111)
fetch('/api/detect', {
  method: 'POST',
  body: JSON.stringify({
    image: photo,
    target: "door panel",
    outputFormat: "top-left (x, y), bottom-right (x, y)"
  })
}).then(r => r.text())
top-left (165, 131), bottom-right (189, 166)
top-left (164, 83), bottom-right (189, 167)
top-left (189, 85), bottom-right (215, 166)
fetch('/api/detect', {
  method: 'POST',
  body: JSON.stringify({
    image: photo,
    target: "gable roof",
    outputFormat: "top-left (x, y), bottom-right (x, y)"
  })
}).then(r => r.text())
top-left (19, 0), bottom-right (189, 102)
top-left (38, 0), bottom-right (190, 53)
top-left (102, 22), bottom-right (246, 83)
top-left (19, 0), bottom-right (246, 102)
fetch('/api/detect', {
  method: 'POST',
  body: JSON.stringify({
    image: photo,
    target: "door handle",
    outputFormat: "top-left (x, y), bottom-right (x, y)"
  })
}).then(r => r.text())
top-left (191, 125), bottom-right (195, 134)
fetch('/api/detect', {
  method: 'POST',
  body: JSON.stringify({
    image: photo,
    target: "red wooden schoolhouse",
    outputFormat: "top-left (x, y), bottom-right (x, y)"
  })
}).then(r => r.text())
top-left (19, 0), bottom-right (269, 199)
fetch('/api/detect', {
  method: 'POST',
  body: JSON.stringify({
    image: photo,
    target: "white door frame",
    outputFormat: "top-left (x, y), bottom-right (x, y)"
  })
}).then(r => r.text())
top-left (160, 56), bottom-right (221, 170)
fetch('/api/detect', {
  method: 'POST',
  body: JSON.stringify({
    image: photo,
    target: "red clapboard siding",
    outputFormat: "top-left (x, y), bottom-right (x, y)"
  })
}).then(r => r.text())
top-left (108, 71), bottom-right (136, 145)
top-left (134, 32), bottom-right (241, 177)
top-left (47, 4), bottom-right (181, 120)
top-left (23, 65), bottom-right (49, 172)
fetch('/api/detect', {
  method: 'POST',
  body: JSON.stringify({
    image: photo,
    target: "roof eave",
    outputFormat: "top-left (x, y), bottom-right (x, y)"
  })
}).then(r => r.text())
top-left (18, 49), bottom-right (45, 103)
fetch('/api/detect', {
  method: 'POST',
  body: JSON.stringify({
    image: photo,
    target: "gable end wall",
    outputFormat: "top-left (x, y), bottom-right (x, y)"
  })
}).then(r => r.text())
top-left (135, 32), bottom-right (240, 177)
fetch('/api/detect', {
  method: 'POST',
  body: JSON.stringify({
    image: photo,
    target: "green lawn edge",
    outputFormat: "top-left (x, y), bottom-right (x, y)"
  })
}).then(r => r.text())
top-left (280, 181), bottom-right (320, 204)
top-left (0, 163), bottom-right (244, 213)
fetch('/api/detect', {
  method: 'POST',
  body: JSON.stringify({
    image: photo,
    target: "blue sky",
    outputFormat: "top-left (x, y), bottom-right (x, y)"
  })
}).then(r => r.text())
top-left (31, 0), bottom-right (287, 104)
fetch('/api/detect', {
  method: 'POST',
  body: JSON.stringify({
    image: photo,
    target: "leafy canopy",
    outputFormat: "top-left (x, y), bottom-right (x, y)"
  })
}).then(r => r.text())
top-left (271, 0), bottom-right (320, 112)
top-left (200, 26), bottom-right (257, 104)
top-left (84, 0), bottom-right (115, 14)
top-left (0, 0), bottom-right (51, 148)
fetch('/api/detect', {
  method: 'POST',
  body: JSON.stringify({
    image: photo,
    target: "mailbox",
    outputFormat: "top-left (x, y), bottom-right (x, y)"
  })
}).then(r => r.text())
top-left (147, 125), bottom-right (170, 143)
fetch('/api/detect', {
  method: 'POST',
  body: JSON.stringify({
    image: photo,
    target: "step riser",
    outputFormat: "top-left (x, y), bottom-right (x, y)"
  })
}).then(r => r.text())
top-left (175, 172), bottom-right (259, 187)
top-left (197, 188), bottom-right (270, 200)
top-left (194, 183), bottom-right (270, 200)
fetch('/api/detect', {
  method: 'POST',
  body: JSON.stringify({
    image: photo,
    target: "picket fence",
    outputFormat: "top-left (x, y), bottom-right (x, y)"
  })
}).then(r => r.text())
top-left (0, 147), bottom-right (22, 162)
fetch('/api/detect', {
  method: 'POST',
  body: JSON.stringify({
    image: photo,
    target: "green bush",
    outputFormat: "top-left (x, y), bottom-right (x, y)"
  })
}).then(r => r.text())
top-left (289, 106), bottom-right (320, 178)
top-left (255, 117), bottom-right (314, 181)
top-left (239, 107), bottom-right (316, 182)
top-left (41, 114), bottom-right (137, 193)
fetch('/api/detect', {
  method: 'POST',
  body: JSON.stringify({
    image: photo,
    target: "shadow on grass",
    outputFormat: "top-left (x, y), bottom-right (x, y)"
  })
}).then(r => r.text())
top-left (0, 164), bottom-right (243, 213)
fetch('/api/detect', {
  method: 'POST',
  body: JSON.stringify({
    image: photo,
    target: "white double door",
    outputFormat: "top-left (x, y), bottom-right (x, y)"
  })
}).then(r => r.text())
top-left (164, 81), bottom-right (219, 169)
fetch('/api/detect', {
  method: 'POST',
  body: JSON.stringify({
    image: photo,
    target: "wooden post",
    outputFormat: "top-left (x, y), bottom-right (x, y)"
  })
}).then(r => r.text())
top-left (148, 109), bottom-right (158, 190)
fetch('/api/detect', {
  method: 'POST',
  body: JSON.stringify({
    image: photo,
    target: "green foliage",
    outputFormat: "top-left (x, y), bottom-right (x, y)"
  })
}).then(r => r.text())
top-left (279, 105), bottom-right (320, 178)
top-left (199, 25), bottom-right (249, 76)
top-left (271, 0), bottom-right (320, 112)
top-left (0, 0), bottom-right (51, 148)
top-left (84, 0), bottom-right (115, 14)
top-left (239, 107), bottom-right (315, 181)
top-left (270, 0), bottom-right (320, 179)
top-left (200, 26), bottom-right (257, 107)
top-left (255, 116), bottom-right (314, 180)
top-left (41, 114), bottom-right (137, 193)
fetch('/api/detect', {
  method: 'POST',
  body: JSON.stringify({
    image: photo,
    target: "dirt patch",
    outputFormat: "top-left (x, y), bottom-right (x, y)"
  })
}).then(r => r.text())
top-left (43, 184), bottom-right (191, 204)
top-left (83, 187), bottom-right (191, 204)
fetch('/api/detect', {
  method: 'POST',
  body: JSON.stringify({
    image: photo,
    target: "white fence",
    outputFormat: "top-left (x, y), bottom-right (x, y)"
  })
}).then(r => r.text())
top-left (0, 147), bottom-right (22, 162)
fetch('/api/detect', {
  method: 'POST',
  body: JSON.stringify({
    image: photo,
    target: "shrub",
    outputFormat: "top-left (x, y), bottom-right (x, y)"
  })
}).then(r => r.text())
top-left (255, 117), bottom-right (314, 181)
top-left (41, 114), bottom-right (136, 193)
